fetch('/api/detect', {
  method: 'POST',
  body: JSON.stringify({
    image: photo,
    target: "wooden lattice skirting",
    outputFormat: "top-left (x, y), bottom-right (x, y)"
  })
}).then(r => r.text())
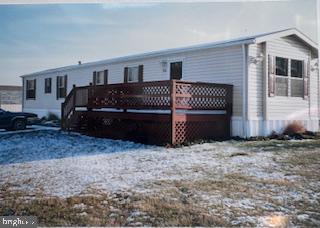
top-left (72, 111), bottom-right (230, 145)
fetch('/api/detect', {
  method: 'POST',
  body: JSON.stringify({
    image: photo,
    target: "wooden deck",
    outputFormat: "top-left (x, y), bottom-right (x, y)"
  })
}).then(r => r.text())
top-left (61, 80), bottom-right (233, 145)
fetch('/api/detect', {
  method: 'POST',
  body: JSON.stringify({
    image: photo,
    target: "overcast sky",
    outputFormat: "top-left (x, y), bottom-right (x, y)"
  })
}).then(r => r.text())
top-left (0, 0), bottom-right (318, 85)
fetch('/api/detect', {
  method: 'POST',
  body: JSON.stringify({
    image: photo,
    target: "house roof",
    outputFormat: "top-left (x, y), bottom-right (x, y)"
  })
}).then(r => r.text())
top-left (21, 28), bottom-right (318, 77)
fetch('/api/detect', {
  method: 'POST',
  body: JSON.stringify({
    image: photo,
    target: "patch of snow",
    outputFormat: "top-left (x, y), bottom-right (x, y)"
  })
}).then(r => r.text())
top-left (78, 212), bottom-right (88, 217)
top-left (297, 214), bottom-right (309, 221)
top-left (73, 203), bottom-right (87, 210)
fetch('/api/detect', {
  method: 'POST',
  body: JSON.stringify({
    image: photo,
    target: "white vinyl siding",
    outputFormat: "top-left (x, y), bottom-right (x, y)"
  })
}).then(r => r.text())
top-left (248, 43), bottom-right (264, 119)
top-left (182, 46), bottom-right (243, 116)
top-left (310, 59), bottom-right (319, 119)
top-left (247, 36), bottom-right (318, 124)
top-left (267, 35), bottom-right (311, 120)
top-left (23, 45), bottom-right (243, 117)
top-left (247, 35), bottom-right (318, 125)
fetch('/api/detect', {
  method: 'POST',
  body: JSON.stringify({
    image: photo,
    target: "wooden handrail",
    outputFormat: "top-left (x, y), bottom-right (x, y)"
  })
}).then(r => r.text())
top-left (61, 79), bottom-right (233, 131)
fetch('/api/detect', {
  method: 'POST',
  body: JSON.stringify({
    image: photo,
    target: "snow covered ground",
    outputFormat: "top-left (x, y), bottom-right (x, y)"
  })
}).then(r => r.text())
top-left (0, 129), bottom-right (319, 226)
top-left (0, 129), bottom-right (282, 196)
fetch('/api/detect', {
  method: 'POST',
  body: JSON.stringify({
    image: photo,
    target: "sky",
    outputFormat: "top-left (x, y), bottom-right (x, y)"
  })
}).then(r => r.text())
top-left (0, 0), bottom-right (318, 85)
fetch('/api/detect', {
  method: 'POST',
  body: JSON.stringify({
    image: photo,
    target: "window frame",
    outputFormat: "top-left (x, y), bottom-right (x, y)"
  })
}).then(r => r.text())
top-left (127, 66), bottom-right (139, 83)
top-left (290, 59), bottom-right (303, 78)
top-left (95, 71), bottom-right (105, 85)
top-left (57, 75), bottom-right (67, 99)
top-left (44, 78), bottom-right (52, 94)
top-left (275, 57), bottom-right (288, 77)
top-left (274, 56), bottom-right (305, 98)
top-left (26, 79), bottom-right (36, 100)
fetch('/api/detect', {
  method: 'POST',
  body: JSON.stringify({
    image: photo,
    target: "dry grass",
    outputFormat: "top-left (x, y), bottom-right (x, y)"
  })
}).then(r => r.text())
top-left (1, 166), bottom-right (319, 227)
top-left (0, 184), bottom-right (230, 227)
top-left (0, 185), bottom-right (132, 226)
top-left (225, 172), bottom-right (295, 187)
top-left (285, 151), bottom-right (320, 166)
top-left (136, 197), bottom-right (229, 226)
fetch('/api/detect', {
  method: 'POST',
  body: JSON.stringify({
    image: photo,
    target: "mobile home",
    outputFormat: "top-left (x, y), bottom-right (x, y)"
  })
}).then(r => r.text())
top-left (21, 28), bottom-right (319, 138)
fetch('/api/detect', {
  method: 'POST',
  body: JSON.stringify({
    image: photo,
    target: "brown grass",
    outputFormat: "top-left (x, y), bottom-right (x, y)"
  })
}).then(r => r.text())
top-left (0, 185), bottom-right (131, 226)
top-left (286, 151), bottom-right (320, 166)
top-left (283, 121), bottom-right (306, 135)
top-left (136, 197), bottom-right (229, 226)
top-left (225, 173), bottom-right (295, 187)
top-left (0, 184), bottom-right (230, 227)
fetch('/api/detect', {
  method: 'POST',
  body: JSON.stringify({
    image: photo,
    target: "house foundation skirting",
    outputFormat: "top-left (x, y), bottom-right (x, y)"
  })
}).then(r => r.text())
top-left (23, 109), bottom-right (319, 139)
top-left (232, 117), bottom-right (319, 138)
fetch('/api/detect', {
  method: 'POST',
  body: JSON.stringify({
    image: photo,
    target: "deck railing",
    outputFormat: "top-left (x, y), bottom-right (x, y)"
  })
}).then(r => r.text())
top-left (61, 80), bottom-right (233, 144)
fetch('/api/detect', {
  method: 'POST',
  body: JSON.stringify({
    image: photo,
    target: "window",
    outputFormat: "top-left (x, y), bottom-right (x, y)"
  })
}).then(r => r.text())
top-left (275, 57), bottom-right (289, 96)
top-left (94, 71), bottom-right (105, 85)
top-left (57, 75), bottom-right (67, 99)
top-left (128, 66), bottom-right (139, 82)
top-left (26, 79), bottom-right (36, 99)
top-left (124, 65), bottom-right (143, 83)
top-left (290, 59), bottom-right (303, 97)
top-left (291, 78), bottom-right (303, 97)
top-left (276, 57), bottom-right (288, 76)
top-left (93, 70), bottom-right (108, 85)
top-left (273, 57), bottom-right (304, 98)
top-left (275, 77), bottom-right (288, 96)
top-left (291, 59), bottom-right (303, 78)
top-left (45, 78), bottom-right (52, 93)
top-left (170, 61), bottom-right (182, 80)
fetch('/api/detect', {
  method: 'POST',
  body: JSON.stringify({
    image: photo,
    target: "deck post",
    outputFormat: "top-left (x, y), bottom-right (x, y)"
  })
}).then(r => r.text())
top-left (72, 84), bottom-right (76, 113)
top-left (61, 102), bottom-right (64, 130)
top-left (170, 80), bottom-right (176, 145)
top-left (226, 85), bottom-right (233, 138)
top-left (87, 83), bottom-right (93, 111)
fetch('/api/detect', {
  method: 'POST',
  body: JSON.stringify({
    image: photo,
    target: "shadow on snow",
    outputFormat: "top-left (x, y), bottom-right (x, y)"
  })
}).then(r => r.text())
top-left (0, 130), bottom-right (151, 165)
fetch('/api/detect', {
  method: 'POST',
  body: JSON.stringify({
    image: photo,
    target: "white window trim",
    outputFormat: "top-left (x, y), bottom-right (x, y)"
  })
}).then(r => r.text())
top-left (127, 66), bottom-right (139, 83)
top-left (95, 71), bottom-right (105, 85)
top-left (274, 56), bottom-right (305, 98)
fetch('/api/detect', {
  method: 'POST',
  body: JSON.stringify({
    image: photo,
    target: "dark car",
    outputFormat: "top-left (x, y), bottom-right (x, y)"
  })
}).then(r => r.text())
top-left (0, 108), bottom-right (38, 131)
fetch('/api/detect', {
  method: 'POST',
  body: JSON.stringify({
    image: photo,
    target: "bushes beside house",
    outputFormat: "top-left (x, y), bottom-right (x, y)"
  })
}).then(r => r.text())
top-left (283, 121), bottom-right (306, 135)
top-left (39, 112), bottom-right (61, 127)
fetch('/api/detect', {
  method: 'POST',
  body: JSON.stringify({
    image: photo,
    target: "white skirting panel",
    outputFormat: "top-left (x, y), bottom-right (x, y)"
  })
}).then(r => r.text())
top-left (23, 108), bottom-right (61, 118)
top-left (245, 118), bottom-right (319, 137)
top-left (231, 116), bottom-right (244, 137)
